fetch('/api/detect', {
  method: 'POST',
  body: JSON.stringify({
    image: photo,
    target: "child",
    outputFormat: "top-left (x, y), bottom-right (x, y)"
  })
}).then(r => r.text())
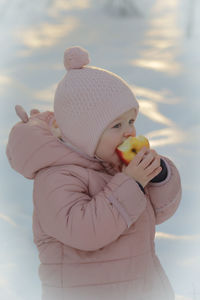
top-left (6, 46), bottom-right (182, 300)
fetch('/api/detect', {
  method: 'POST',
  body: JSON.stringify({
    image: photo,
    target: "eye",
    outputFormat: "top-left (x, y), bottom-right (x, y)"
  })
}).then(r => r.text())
top-left (112, 119), bottom-right (135, 129)
top-left (113, 123), bottom-right (121, 128)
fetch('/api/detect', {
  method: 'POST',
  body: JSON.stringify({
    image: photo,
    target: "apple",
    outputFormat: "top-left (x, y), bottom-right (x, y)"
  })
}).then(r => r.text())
top-left (116, 135), bottom-right (150, 165)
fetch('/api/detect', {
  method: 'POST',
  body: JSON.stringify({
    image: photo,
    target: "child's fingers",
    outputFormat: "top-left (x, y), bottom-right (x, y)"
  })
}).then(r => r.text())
top-left (133, 147), bottom-right (148, 166)
top-left (145, 158), bottom-right (161, 175)
top-left (140, 152), bottom-right (155, 169)
top-left (147, 166), bottom-right (162, 180)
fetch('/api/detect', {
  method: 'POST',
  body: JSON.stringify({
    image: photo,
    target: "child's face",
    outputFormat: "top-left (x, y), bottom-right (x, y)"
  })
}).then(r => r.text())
top-left (95, 108), bottom-right (137, 171)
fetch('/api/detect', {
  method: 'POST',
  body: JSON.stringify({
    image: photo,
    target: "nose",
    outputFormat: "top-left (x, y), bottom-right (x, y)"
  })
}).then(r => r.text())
top-left (123, 127), bottom-right (136, 138)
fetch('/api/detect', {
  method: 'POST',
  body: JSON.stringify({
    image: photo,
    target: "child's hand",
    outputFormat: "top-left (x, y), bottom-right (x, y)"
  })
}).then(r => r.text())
top-left (122, 147), bottom-right (162, 188)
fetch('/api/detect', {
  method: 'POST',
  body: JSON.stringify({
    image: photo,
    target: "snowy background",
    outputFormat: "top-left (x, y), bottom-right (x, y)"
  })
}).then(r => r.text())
top-left (1, 0), bottom-right (200, 299)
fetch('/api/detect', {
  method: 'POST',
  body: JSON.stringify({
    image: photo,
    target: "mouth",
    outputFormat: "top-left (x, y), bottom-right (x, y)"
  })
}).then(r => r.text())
top-left (115, 148), bottom-right (123, 163)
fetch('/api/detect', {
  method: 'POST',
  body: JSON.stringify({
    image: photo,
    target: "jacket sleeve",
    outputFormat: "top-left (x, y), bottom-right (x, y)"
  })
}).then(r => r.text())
top-left (34, 169), bottom-right (147, 251)
top-left (146, 156), bottom-right (182, 225)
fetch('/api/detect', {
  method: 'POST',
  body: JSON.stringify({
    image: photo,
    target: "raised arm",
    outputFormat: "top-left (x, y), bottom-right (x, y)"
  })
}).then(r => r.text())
top-left (146, 156), bottom-right (182, 225)
top-left (34, 169), bottom-right (147, 251)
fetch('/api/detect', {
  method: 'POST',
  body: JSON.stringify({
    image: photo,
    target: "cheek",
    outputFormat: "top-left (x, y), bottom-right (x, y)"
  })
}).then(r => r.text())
top-left (99, 130), bottom-right (120, 153)
top-left (101, 136), bottom-right (116, 155)
top-left (103, 139), bottom-right (114, 153)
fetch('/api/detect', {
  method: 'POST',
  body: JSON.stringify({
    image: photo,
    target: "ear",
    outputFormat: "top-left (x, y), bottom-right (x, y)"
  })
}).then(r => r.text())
top-left (15, 105), bottom-right (29, 123)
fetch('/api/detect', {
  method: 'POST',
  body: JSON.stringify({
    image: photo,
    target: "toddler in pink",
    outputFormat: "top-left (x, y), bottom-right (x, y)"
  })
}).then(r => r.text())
top-left (6, 46), bottom-right (182, 300)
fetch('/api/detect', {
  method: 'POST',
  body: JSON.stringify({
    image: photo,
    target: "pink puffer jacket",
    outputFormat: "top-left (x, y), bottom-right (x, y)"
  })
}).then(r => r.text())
top-left (6, 109), bottom-right (182, 300)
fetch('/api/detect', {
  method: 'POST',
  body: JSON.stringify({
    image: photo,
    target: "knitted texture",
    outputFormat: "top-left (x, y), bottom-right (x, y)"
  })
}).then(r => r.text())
top-left (54, 46), bottom-right (139, 158)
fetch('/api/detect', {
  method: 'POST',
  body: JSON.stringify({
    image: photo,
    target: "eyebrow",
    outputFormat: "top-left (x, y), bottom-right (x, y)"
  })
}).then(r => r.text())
top-left (111, 116), bottom-right (135, 124)
top-left (110, 118), bottom-right (122, 125)
top-left (112, 118), bottom-right (121, 123)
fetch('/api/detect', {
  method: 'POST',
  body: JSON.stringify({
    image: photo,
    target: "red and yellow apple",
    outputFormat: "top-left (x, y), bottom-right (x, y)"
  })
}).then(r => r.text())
top-left (116, 135), bottom-right (150, 165)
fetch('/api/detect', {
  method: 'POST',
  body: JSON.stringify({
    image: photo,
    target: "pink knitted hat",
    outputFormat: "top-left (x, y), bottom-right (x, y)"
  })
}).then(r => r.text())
top-left (54, 46), bottom-right (139, 158)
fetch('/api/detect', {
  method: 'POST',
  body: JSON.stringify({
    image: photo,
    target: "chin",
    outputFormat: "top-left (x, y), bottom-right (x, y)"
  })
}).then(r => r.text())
top-left (112, 155), bottom-right (122, 169)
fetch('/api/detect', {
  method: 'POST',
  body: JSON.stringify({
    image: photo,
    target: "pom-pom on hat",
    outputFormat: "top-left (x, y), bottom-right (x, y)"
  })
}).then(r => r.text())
top-left (64, 46), bottom-right (90, 70)
top-left (54, 46), bottom-right (139, 158)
